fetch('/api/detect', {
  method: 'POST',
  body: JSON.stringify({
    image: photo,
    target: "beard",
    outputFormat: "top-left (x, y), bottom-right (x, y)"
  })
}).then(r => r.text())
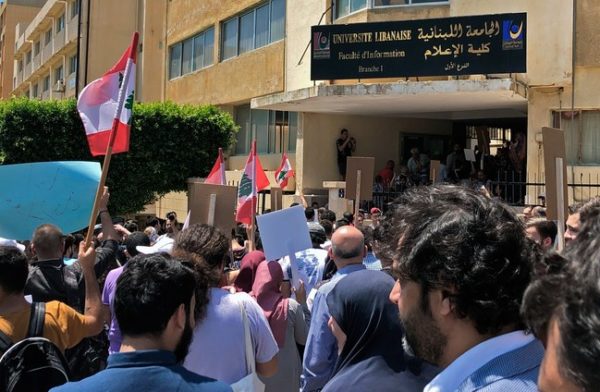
top-left (174, 317), bottom-right (194, 364)
top-left (400, 304), bottom-right (447, 365)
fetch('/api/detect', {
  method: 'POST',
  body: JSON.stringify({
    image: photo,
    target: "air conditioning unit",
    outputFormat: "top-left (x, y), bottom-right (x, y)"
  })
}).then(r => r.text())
top-left (54, 79), bottom-right (65, 92)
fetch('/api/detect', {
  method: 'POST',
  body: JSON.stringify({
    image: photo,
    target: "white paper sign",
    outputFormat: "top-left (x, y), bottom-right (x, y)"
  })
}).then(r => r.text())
top-left (256, 205), bottom-right (312, 262)
top-left (464, 149), bottom-right (476, 162)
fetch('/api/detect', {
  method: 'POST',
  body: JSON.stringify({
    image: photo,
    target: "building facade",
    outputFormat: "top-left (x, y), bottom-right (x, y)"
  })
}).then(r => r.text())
top-left (10, 0), bottom-right (162, 102)
top-left (7, 0), bottom-right (600, 215)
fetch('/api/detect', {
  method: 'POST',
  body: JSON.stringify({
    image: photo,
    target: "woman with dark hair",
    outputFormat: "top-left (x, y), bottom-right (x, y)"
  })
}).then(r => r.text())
top-left (322, 269), bottom-right (438, 392)
top-left (172, 224), bottom-right (279, 384)
top-left (251, 261), bottom-right (309, 392)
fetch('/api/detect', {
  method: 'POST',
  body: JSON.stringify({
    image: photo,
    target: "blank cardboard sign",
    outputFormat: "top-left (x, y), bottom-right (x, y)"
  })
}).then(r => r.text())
top-left (187, 182), bottom-right (237, 237)
top-left (346, 157), bottom-right (375, 201)
top-left (256, 205), bottom-right (312, 261)
top-left (542, 127), bottom-right (568, 222)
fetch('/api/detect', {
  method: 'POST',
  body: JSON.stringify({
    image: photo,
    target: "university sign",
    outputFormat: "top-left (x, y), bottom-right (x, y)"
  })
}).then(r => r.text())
top-left (311, 13), bottom-right (526, 80)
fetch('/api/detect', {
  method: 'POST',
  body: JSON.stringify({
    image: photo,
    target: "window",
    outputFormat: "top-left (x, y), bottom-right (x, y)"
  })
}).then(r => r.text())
top-left (69, 55), bottom-right (77, 74)
top-left (181, 38), bottom-right (193, 74)
top-left (169, 42), bottom-right (182, 79)
top-left (554, 110), bottom-right (600, 165)
top-left (270, 0), bottom-right (285, 42)
top-left (34, 41), bottom-right (40, 55)
top-left (56, 14), bottom-right (65, 33)
top-left (32, 83), bottom-right (38, 98)
top-left (25, 51), bottom-right (31, 64)
top-left (45, 29), bottom-right (52, 45)
top-left (17, 59), bottom-right (23, 72)
top-left (43, 75), bottom-right (50, 91)
top-left (221, 0), bottom-right (286, 60)
top-left (168, 27), bottom-right (215, 79)
top-left (222, 18), bottom-right (238, 60)
top-left (234, 104), bottom-right (298, 155)
top-left (71, 0), bottom-right (79, 19)
top-left (55, 65), bottom-right (63, 82)
top-left (336, 0), bottom-right (367, 18)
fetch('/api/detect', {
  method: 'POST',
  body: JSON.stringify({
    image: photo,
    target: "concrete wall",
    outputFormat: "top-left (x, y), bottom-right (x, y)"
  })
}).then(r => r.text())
top-left (83, 0), bottom-right (140, 87)
top-left (138, 0), bottom-right (167, 102)
top-left (0, 2), bottom-right (42, 98)
top-left (300, 112), bottom-right (451, 190)
top-left (452, 0), bottom-right (574, 87)
top-left (165, 0), bottom-right (285, 105)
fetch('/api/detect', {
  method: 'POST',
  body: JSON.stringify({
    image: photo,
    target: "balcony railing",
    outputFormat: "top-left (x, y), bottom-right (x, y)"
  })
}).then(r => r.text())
top-left (15, 33), bottom-right (25, 52)
top-left (33, 53), bottom-right (41, 72)
top-left (24, 62), bottom-right (32, 79)
top-left (42, 42), bottom-right (52, 63)
top-left (54, 30), bottom-right (65, 54)
top-left (67, 16), bottom-right (77, 43)
top-left (42, 90), bottom-right (50, 100)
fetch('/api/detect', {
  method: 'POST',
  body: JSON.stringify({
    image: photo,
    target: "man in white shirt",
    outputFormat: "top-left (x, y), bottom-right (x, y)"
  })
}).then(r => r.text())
top-left (386, 185), bottom-right (543, 392)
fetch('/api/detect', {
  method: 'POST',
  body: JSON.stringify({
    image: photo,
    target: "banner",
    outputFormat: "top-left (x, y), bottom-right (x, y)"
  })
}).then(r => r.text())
top-left (311, 13), bottom-right (526, 80)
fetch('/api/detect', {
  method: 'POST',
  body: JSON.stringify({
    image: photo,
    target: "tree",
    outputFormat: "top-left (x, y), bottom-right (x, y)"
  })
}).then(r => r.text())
top-left (0, 98), bottom-right (238, 214)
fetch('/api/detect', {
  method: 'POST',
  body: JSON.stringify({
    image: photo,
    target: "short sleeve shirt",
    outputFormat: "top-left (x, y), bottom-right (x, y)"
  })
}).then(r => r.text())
top-left (102, 265), bottom-right (125, 353)
top-left (0, 300), bottom-right (88, 352)
top-left (184, 289), bottom-right (279, 384)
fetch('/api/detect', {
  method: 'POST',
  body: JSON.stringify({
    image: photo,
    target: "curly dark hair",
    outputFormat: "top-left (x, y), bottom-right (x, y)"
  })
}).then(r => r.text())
top-left (553, 221), bottom-right (600, 391)
top-left (383, 185), bottom-right (537, 335)
top-left (172, 224), bottom-right (229, 320)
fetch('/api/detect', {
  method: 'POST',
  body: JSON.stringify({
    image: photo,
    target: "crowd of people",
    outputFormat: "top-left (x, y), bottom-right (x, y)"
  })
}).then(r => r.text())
top-left (1, 184), bottom-right (600, 391)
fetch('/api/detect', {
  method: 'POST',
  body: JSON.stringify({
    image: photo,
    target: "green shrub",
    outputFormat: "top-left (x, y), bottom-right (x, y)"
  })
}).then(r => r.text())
top-left (0, 98), bottom-right (237, 214)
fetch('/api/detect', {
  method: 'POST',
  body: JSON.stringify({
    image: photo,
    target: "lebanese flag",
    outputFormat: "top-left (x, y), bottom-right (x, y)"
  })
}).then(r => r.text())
top-left (77, 32), bottom-right (138, 156)
top-left (275, 153), bottom-right (294, 189)
top-left (236, 141), bottom-right (270, 224)
top-left (205, 148), bottom-right (226, 185)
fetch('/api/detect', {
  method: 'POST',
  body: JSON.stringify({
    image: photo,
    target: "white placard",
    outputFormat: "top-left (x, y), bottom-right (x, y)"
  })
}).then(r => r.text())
top-left (256, 205), bottom-right (312, 262)
top-left (464, 149), bottom-right (476, 162)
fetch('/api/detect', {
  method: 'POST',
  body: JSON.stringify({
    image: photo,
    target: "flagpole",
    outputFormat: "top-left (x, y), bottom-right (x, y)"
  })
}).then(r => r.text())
top-left (84, 32), bottom-right (139, 248)
top-left (249, 140), bottom-right (256, 251)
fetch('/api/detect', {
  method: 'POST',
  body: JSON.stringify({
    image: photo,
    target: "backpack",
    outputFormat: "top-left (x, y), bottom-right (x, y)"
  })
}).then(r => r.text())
top-left (0, 302), bottom-right (71, 392)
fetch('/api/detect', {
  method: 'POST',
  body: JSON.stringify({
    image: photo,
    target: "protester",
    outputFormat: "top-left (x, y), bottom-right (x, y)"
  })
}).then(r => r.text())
top-left (234, 250), bottom-right (266, 293)
top-left (360, 226), bottom-right (381, 271)
top-left (301, 226), bottom-right (367, 392)
top-left (172, 224), bottom-right (278, 384)
top-left (279, 222), bottom-right (327, 305)
top-left (378, 160), bottom-right (395, 188)
top-left (0, 243), bottom-right (104, 352)
top-left (565, 198), bottom-right (600, 246)
top-left (252, 261), bottom-right (310, 392)
top-left (336, 129), bottom-right (356, 179)
top-left (102, 231), bottom-right (150, 354)
top-left (385, 185), bottom-right (542, 391)
top-left (52, 253), bottom-right (232, 392)
top-left (525, 218), bottom-right (557, 251)
top-left (322, 270), bottom-right (438, 392)
top-left (522, 206), bottom-right (600, 391)
top-left (25, 187), bottom-right (119, 379)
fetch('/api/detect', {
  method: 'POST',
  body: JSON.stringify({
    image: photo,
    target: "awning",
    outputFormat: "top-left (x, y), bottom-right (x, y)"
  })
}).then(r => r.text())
top-left (251, 78), bottom-right (527, 120)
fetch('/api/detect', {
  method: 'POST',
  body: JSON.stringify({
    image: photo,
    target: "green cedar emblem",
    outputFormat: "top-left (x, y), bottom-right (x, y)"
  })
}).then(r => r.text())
top-left (277, 170), bottom-right (287, 181)
top-left (239, 172), bottom-right (253, 197)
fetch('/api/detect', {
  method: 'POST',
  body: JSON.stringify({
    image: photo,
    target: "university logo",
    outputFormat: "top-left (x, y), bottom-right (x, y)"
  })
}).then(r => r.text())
top-left (313, 32), bottom-right (331, 59)
top-left (502, 20), bottom-right (524, 50)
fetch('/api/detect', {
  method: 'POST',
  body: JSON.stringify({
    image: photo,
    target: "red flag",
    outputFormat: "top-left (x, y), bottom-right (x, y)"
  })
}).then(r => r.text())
top-left (274, 152), bottom-right (294, 189)
top-left (77, 32), bottom-right (138, 156)
top-left (236, 141), bottom-right (269, 224)
top-left (205, 148), bottom-right (226, 185)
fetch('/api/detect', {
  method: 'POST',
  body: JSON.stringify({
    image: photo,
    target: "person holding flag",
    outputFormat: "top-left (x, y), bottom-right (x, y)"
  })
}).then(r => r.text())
top-left (77, 32), bottom-right (138, 247)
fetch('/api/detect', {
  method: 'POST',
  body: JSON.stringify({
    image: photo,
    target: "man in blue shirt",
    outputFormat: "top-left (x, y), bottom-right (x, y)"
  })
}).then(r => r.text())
top-left (301, 226), bottom-right (366, 391)
top-left (52, 253), bottom-right (231, 392)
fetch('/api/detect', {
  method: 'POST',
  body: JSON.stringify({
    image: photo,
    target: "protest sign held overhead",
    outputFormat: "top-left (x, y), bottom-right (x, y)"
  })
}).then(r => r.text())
top-left (256, 205), bottom-right (312, 262)
top-left (0, 161), bottom-right (100, 240)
